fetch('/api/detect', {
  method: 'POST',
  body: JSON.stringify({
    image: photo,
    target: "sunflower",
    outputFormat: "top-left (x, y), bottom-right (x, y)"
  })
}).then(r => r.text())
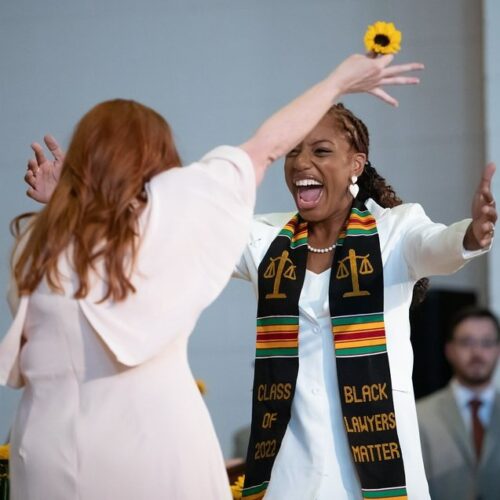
top-left (230, 474), bottom-right (245, 499)
top-left (0, 444), bottom-right (9, 460)
top-left (195, 379), bottom-right (207, 395)
top-left (364, 21), bottom-right (402, 55)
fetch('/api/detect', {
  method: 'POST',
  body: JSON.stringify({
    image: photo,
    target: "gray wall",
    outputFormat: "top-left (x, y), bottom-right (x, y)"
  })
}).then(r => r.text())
top-left (0, 0), bottom-right (489, 456)
top-left (485, 0), bottom-right (500, 315)
top-left (484, 0), bottom-right (500, 387)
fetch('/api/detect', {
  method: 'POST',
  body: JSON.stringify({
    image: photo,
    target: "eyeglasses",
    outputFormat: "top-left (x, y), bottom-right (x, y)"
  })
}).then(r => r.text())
top-left (453, 338), bottom-right (499, 349)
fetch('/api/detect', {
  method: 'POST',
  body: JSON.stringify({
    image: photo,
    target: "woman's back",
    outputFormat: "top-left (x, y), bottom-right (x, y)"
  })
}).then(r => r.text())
top-left (6, 146), bottom-right (256, 500)
top-left (12, 276), bottom-right (231, 499)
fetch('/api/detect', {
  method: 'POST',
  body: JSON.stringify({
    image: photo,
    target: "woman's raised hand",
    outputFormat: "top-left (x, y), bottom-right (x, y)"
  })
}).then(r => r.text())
top-left (464, 162), bottom-right (497, 250)
top-left (241, 53), bottom-right (425, 183)
top-left (25, 135), bottom-right (65, 203)
top-left (329, 54), bottom-right (424, 107)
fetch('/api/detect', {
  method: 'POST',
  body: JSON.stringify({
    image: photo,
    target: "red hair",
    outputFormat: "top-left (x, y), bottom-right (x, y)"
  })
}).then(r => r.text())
top-left (12, 99), bottom-right (181, 302)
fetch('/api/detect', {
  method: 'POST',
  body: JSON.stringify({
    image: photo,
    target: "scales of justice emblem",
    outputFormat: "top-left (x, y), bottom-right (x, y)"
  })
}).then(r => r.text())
top-left (263, 250), bottom-right (296, 299)
top-left (336, 249), bottom-right (374, 297)
top-left (264, 248), bottom-right (373, 300)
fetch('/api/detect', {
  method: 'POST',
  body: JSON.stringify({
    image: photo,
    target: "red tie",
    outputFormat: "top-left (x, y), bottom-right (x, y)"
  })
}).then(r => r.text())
top-left (469, 398), bottom-right (484, 459)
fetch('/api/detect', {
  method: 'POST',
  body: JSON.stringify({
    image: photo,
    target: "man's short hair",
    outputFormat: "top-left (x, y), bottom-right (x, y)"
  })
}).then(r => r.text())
top-left (446, 306), bottom-right (500, 343)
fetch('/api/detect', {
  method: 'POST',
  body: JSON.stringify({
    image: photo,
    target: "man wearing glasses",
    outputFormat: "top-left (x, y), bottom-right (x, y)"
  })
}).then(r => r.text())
top-left (417, 307), bottom-right (500, 500)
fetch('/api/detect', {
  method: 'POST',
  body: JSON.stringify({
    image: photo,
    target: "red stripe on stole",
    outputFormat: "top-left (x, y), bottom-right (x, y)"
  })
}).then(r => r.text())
top-left (293, 229), bottom-right (307, 240)
top-left (333, 329), bottom-right (386, 341)
top-left (347, 216), bottom-right (376, 226)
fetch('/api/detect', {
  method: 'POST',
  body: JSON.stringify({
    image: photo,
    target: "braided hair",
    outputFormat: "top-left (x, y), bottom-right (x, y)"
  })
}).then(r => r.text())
top-left (327, 103), bottom-right (428, 306)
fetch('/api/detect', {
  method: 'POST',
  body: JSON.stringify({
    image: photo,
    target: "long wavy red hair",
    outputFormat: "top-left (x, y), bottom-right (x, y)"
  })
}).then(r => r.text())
top-left (12, 99), bottom-right (181, 302)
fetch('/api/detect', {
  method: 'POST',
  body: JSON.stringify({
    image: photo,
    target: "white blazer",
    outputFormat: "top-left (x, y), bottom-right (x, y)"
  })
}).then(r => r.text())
top-left (234, 199), bottom-right (487, 500)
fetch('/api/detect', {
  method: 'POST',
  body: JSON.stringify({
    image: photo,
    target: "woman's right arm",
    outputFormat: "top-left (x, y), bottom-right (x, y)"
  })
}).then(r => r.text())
top-left (240, 54), bottom-right (423, 185)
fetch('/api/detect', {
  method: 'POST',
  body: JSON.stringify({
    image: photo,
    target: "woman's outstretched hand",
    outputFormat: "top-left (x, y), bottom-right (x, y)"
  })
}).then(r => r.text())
top-left (329, 54), bottom-right (424, 107)
top-left (242, 53), bottom-right (425, 182)
top-left (464, 162), bottom-right (497, 250)
top-left (25, 135), bottom-right (65, 203)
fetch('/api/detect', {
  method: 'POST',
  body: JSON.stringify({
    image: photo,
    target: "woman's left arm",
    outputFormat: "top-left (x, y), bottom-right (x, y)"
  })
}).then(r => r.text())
top-left (463, 162), bottom-right (497, 250)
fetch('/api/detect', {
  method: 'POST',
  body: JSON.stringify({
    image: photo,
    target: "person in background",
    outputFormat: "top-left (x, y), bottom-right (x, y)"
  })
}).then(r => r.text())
top-left (417, 307), bottom-right (500, 500)
top-left (2, 54), bottom-right (423, 500)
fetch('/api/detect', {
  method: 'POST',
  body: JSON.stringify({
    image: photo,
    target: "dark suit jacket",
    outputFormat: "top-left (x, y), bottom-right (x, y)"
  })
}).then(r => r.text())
top-left (417, 385), bottom-right (500, 500)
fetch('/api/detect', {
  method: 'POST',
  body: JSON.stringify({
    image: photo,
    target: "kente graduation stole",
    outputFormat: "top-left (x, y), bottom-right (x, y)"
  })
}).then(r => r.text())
top-left (243, 196), bottom-right (407, 500)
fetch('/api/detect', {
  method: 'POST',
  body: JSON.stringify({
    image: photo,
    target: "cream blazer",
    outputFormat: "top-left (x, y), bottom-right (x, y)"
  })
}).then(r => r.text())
top-left (0, 145), bottom-right (256, 387)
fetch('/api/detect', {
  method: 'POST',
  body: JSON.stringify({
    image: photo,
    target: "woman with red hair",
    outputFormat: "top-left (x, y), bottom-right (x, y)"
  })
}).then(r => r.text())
top-left (0, 54), bottom-right (422, 500)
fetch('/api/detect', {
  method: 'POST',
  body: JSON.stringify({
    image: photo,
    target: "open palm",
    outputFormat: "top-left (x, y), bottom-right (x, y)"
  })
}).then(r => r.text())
top-left (25, 135), bottom-right (65, 203)
top-left (465, 162), bottom-right (497, 249)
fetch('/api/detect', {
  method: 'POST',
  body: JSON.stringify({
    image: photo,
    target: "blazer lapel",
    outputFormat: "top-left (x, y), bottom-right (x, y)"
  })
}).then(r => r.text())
top-left (480, 392), bottom-right (500, 466)
top-left (438, 385), bottom-right (476, 466)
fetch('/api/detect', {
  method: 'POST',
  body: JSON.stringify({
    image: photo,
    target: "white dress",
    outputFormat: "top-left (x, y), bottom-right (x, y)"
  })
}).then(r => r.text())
top-left (0, 146), bottom-right (256, 500)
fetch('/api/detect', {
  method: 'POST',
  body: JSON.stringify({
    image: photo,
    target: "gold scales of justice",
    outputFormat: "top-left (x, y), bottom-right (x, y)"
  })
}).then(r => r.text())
top-left (264, 249), bottom-right (373, 299)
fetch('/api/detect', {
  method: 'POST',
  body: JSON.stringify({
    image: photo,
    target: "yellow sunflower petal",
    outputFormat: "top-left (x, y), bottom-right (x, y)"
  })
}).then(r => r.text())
top-left (364, 38), bottom-right (374, 53)
top-left (230, 474), bottom-right (245, 499)
top-left (377, 21), bottom-right (392, 35)
top-left (365, 26), bottom-right (376, 39)
top-left (393, 30), bottom-right (402, 44)
top-left (0, 444), bottom-right (9, 460)
top-left (195, 379), bottom-right (207, 395)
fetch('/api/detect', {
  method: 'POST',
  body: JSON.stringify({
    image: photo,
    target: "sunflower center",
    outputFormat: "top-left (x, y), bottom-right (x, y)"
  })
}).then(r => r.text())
top-left (374, 34), bottom-right (390, 47)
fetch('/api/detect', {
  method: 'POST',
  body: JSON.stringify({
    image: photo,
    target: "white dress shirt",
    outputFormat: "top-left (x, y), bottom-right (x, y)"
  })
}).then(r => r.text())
top-left (451, 378), bottom-right (496, 430)
top-left (265, 269), bottom-right (362, 500)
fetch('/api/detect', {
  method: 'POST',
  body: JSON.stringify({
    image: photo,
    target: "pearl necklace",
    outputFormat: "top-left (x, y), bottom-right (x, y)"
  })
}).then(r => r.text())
top-left (307, 243), bottom-right (336, 254)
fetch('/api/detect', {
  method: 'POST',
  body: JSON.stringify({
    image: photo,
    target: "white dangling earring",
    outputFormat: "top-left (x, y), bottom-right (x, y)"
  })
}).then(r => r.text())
top-left (349, 175), bottom-right (359, 198)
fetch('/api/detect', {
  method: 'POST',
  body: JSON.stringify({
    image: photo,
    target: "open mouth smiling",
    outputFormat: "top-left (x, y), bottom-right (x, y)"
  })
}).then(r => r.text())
top-left (293, 177), bottom-right (324, 210)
